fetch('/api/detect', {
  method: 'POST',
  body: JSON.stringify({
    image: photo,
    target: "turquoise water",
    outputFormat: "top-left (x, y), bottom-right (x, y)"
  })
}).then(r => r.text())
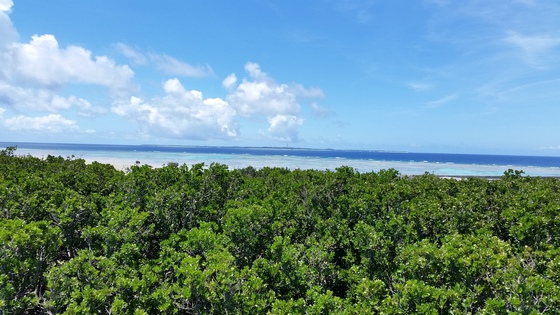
top-left (11, 145), bottom-right (560, 177)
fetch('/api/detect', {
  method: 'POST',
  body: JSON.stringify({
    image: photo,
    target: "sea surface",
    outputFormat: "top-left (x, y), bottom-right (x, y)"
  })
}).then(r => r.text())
top-left (4, 142), bottom-right (560, 177)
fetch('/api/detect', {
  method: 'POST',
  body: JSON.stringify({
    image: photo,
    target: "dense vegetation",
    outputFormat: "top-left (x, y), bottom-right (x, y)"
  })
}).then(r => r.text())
top-left (1, 147), bottom-right (560, 314)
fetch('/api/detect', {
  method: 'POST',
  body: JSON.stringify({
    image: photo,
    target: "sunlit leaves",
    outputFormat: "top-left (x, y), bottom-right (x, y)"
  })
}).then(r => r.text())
top-left (2, 150), bottom-right (560, 313)
top-left (0, 219), bottom-right (61, 313)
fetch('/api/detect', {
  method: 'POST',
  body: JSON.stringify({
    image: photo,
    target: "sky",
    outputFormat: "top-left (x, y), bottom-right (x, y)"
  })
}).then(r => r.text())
top-left (1, 0), bottom-right (560, 155)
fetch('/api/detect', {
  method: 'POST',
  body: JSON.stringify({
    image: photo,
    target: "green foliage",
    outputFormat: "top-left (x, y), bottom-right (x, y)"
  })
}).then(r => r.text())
top-left (0, 219), bottom-right (61, 314)
top-left (0, 145), bottom-right (17, 157)
top-left (1, 151), bottom-right (560, 313)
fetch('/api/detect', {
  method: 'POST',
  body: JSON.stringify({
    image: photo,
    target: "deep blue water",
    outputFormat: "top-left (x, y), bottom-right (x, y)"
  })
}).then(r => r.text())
top-left (4, 142), bottom-right (560, 169)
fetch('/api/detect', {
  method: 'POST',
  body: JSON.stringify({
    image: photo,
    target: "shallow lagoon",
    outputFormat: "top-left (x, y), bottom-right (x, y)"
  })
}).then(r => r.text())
top-left (14, 146), bottom-right (560, 177)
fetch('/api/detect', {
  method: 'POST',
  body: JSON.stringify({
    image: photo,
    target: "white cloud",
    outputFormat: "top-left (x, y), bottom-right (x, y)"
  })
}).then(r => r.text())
top-left (267, 114), bottom-right (303, 142)
top-left (0, 82), bottom-right (68, 111)
top-left (225, 62), bottom-right (324, 142)
top-left (477, 78), bottom-right (560, 105)
top-left (310, 103), bottom-right (333, 117)
top-left (114, 43), bottom-right (147, 65)
top-left (0, 5), bottom-right (17, 56)
top-left (112, 78), bottom-right (237, 140)
top-left (505, 32), bottom-right (560, 65)
top-left (150, 53), bottom-right (214, 77)
top-left (0, 0), bottom-right (12, 12)
top-left (116, 43), bottom-right (214, 77)
top-left (290, 83), bottom-right (325, 98)
top-left (74, 97), bottom-right (107, 117)
top-left (112, 63), bottom-right (324, 142)
top-left (227, 62), bottom-right (322, 117)
top-left (540, 145), bottom-right (560, 150)
top-left (4, 113), bottom-right (78, 132)
top-left (0, 82), bottom-right (105, 115)
top-left (11, 34), bottom-right (134, 91)
top-left (227, 63), bottom-right (300, 117)
top-left (222, 73), bottom-right (237, 90)
top-left (2, 3), bottom-right (325, 144)
top-left (409, 82), bottom-right (433, 92)
top-left (424, 94), bottom-right (457, 108)
top-left (244, 62), bottom-right (265, 80)
top-left (0, 6), bottom-right (131, 121)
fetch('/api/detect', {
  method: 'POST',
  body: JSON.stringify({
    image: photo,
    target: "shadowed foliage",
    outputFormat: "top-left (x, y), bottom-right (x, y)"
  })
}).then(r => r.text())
top-left (1, 148), bottom-right (560, 314)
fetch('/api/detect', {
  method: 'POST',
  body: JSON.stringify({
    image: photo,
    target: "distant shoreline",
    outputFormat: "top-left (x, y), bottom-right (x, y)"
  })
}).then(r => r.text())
top-left (6, 142), bottom-right (560, 177)
top-left (3, 141), bottom-right (560, 158)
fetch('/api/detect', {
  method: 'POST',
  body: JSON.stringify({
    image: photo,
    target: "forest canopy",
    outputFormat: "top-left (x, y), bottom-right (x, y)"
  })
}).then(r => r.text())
top-left (1, 147), bottom-right (559, 314)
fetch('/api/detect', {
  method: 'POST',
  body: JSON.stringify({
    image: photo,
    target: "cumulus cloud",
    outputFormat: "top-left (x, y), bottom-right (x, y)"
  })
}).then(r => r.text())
top-left (0, 82), bottom-right (105, 115)
top-left (267, 114), bottom-right (303, 142)
top-left (111, 63), bottom-right (324, 142)
top-left (1, 14), bottom-right (133, 109)
top-left (1, 3), bottom-right (324, 144)
top-left (4, 113), bottom-right (78, 133)
top-left (224, 62), bottom-right (324, 142)
top-left (74, 98), bottom-right (107, 117)
top-left (10, 34), bottom-right (134, 91)
top-left (0, 5), bottom-right (17, 54)
top-left (291, 83), bottom-right (325, 98)
top-left (227, 62), bottom-right (301, 117)
top-left (0, 0), bottom-right (12, 12)
top-left (222, 73), bottom-right (237, 90)
top-left (116, 43), bottom-right (215, 77)
top-left (0, 4), bottom-right (132, 127)
top-left (112, 78), bottom-right (237, 140)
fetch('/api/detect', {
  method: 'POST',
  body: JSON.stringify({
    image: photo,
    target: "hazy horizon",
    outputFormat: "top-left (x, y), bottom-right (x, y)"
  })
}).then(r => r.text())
top-left (7, 142), bottom-right (560, 178)
top-left (3, 140), bottom-right (560, 157)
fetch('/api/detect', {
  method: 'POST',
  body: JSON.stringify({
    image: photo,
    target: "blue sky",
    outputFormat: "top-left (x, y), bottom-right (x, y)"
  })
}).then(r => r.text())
top-left (1, 0), bottom-right (559, 155)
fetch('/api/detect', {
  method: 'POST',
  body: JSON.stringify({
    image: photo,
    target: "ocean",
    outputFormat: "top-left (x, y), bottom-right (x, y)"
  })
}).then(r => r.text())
top-left (3, 142), bottom-right (560, 177)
